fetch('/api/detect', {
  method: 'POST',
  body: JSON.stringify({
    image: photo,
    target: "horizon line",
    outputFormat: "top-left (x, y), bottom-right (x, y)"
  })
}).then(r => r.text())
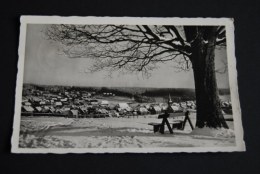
top-left (23, 83), bottom-right (230, 90)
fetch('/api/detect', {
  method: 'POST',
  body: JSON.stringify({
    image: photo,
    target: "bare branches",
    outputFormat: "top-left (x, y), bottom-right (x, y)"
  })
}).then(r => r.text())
top-left (164, 25), bottom-right (185, 45)
top-left (216, 38), bottom-right (226, 46)
top-left (216, 26), bottom-right (226, 46)
top-left (45, 24), bottom-right (225, 76)
top-left (45, 24), bottom-right (191, 75)
top-left (172, 55), bottom-right (192, 72)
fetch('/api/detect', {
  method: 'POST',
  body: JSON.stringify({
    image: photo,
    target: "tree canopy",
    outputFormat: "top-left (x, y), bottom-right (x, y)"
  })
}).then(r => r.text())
top-left (46, 25), bottom-right (226, 76)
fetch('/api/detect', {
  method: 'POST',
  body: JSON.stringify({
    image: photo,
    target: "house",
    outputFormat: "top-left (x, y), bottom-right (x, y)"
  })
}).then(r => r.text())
top-left (24, 102), bottom-right (32, 106)
top-left (60, 108), bottom-right (71, 117)
top-left (60, 98), bottom-right (68, 102)
top-left (138, 107), bottom-right (149, 115)
top-left (70, 105), bottom-right (78, 109)
top-left (149, 105), bottom-right (162, 114)
top-left (116, 103), bottom-right (130, 110)
top-left (55, 109), bottom-right (63, 114)
top-left (82, 92), bottom-right (91, 97)
top-left (132, 110), bottom-right (138, 116)
top-left (90, 99), bottom-right (99, 105)
top-left (144, 104), bottom-right (150, 109)
top-left (78, 106), bottom-right (88, 116)
top-left (107, 104), bottom-right (116, 110)
top-left (108, 110), bottom-right (120, 117)
top-left (49, 107), bottom-right (55, 113)
top-left (125, 106), bottom-right (133, 112)
top-left (88, 107), bottom-right (97, 114)
top-left (95, 108), bottom-right (109, 117)
top-left (180, 102), bottom-right (187, 109)
top-left (186, 101), bottom-right (195, 108)
top-left (169, 105), bottom-right (181, 112)
top-left (83, 98), bottom-right (91, 102)
top-left (55, 101), bottom-right (62, 107)
top-left (100, 100), bottom-right (109, 106)
top-left (22, 106), bottom-right (34, 112)
top-left (63, 107), bottom-right (71, 112)
top-left (172, 102), bottom-right (180, 107)
top-left (118, 109), bottom-right (127, 116)
top-left (22, 98), bottom-right (29, 103)
top-left (42, 106), bottom-right (50, 113)
top-left (39, 101), bottom-right (46, 105)
top-left (68, 109), bottom-right (79, 118)
top-left (45, 100), bottom-right (51, 105)
top-left (31, 97), bottom-right (41, 103)
top-left (79, 108), bottom-right (88, 115)
top-left (159, 103), bottom-right (168, 111)
top-left (98, 108), bottom-right (109, 115)
top-left (35, 106), bottom-right (42, 112)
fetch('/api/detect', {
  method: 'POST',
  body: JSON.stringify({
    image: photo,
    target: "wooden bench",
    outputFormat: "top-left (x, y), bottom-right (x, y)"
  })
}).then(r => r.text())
top-left (148, 111), bottom-right (194, 134)
top-left (148, 123), bottom-right (163, 133)
top-left (148, 120), bottom-right (184, 133)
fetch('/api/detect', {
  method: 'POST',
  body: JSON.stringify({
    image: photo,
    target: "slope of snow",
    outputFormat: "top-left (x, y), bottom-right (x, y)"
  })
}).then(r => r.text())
top-left (190, 127), bottom-right (235, 139)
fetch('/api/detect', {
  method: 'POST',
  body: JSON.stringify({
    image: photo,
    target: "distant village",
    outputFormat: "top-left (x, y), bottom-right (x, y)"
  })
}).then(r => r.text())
top-left (21, 84), bottom-right (232, 118)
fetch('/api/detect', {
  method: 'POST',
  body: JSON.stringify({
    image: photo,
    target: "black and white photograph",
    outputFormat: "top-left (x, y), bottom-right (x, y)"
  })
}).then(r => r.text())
top-left (11, 16), bottom-right (245, 153)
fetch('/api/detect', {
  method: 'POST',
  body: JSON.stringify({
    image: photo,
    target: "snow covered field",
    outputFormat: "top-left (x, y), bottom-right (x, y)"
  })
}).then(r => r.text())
top-left (19, 114), bottom-right (235, 149)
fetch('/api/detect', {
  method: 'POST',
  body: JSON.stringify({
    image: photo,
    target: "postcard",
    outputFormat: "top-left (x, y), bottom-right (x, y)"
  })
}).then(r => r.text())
top-left (11, 16), bottom-right (245, 153)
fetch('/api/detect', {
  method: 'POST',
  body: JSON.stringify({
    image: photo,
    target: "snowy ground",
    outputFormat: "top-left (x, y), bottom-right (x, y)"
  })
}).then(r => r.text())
top-left (19, 114), bottom-right (236, 148)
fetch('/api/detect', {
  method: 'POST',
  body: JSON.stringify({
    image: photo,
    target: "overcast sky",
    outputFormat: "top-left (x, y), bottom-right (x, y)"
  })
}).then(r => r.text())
top-left (23, 24), bottom-right (230, 89)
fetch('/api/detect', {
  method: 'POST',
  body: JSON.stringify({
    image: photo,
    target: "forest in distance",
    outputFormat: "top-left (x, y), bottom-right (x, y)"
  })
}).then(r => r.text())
top-left (23, 83), bottom-right (230, 102)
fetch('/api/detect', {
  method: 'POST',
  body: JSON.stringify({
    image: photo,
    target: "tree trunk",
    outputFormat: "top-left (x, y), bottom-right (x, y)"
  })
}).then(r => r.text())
top-left (187, 26), bottom-right (229, 129)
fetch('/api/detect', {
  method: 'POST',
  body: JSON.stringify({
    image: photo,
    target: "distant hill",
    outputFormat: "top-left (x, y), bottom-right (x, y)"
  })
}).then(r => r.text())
top-left (23, 83), bottom-right (230, 98)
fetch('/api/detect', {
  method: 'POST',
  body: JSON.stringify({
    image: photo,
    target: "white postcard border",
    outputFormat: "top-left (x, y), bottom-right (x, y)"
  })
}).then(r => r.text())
top-left (11, 16), bottom-right (246, 153)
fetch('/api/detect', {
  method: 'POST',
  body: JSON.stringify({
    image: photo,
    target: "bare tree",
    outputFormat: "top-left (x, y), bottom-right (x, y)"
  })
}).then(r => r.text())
top-left (46, 24), bottom-right (228, 128)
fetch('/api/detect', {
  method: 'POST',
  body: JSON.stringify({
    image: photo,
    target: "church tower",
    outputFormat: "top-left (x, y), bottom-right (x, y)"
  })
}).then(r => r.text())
top-left (168, 93), bottom-right (173, 106)
top-left (166, 93), bottom-right (174, 113)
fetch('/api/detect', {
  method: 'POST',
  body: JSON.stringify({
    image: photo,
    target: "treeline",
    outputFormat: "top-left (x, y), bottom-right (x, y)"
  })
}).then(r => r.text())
top-left (24, 84), bottom-right (230, 99)
top-left (142, 88), bottom-right (195, 97)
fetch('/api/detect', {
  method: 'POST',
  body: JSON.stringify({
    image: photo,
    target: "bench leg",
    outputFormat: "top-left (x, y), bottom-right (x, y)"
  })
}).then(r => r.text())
top-left (164, 118), bottom-right (173, 134)
top-left (153, 125), bottom-right (160, 133)
top-left (187, 116), bottom-right (194, 130)
top-left (182, 116), bottom-right (194, 130)
top-left (159, 124), bottom-right (165, 134)
top-left (172, 122), bottom-right (182, 130)
top-left (177, 122), bottom-right (183, 129)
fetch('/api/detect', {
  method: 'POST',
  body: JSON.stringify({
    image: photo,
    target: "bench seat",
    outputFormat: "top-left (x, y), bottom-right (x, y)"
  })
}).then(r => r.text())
top-left (148, 120), bottom-right (184, 133)
top-left (148, 122), bottom-right (162, 126)
top-left (169, 120), bottom-right (184, 129)
top-left (148, 122), bottom-right (163, 133)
